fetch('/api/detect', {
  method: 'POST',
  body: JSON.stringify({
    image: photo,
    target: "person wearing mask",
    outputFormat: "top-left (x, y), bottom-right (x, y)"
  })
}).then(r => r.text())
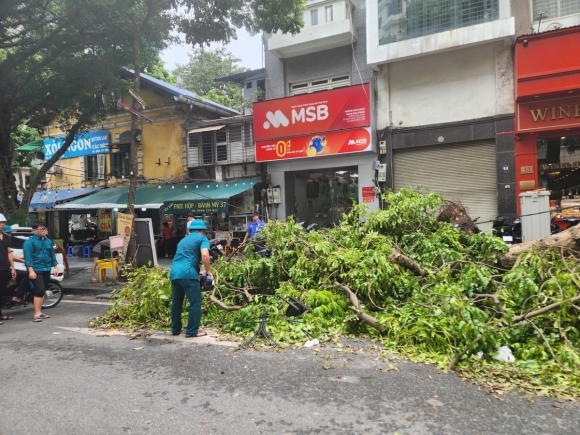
top-left (0, 216), bottom-right (17, 323)
top-left (169, 220), bottom-right (212, 338)
top-left (241, 211), bottom-right (265, 246)
top-left (23, 220), bottom-right (58, 322)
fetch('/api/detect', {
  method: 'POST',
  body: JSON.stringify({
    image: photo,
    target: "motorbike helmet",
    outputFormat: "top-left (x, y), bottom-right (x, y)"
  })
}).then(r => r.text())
top-left (0, 213), bottom-right (6, 222)
top-left (188, 220), bottom-right (208, 231)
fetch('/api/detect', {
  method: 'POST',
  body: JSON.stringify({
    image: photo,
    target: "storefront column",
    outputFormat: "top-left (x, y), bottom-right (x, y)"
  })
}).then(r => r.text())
top-left (514, 135), bottom-right (538, 215)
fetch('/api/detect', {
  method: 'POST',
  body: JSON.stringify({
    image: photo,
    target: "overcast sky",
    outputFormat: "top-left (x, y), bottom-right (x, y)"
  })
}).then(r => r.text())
top-left (160, 28), bottom-right (264, 71)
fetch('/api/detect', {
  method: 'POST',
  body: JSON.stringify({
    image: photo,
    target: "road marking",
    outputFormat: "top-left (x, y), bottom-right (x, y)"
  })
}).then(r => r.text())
top-left (60, 299), bottom-right (113, 306)
top-left (57, 327), bottom-right (239, 348)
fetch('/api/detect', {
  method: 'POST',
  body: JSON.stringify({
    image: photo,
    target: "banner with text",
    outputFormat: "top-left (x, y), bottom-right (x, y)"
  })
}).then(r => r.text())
top-left (162, 199), bottom-right (229, 215)
top-left (256, 128), bottom-right (371, 162)
top-left (44, 130), bottom-right (110, 160)
top-left (252, 84), bottom-right (370, 141)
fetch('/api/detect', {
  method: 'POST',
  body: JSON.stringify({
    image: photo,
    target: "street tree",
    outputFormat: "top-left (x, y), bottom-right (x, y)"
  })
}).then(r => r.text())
top-left (173, 47), bottom-right (247, 110)
top-left (123, 0), bottom-right (306, 266)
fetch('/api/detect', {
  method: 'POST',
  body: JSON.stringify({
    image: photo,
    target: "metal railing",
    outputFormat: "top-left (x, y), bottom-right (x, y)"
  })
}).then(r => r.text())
top-left (379, 0), bottom-right (500, 45)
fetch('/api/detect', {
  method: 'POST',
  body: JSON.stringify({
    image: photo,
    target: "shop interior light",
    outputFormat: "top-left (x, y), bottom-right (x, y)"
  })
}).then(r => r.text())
top-left (561, 137), bottom-right (566, 140)
top-left (141, 208), bottom-right (146, 211)
top-left (113, 208), bottom-right (119, 211)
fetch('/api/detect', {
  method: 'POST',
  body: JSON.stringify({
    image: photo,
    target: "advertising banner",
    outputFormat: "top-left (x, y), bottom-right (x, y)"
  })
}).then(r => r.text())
top-left (256, 128), bottom-right (371, 162)
top-left (162, 199), bottom-right (229, 215)
top-left (517, 96), bottom-right (580, 132)
top-left (43, 130), bottom-right (110, 160)
top-left (252, 84), bottom-right (370, 141)
top-left (362, 186), bottom-right (376, 203)
top-left (117, 213), bottom-right (134, 237)
top-left (98, 210), bottom-right (112, 233)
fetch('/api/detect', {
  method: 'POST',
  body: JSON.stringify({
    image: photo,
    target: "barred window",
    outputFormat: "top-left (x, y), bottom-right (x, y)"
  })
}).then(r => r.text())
top-left (290, 74), bottom-right (351, 96)
top-left (533, 0), bottom-right (580, 19)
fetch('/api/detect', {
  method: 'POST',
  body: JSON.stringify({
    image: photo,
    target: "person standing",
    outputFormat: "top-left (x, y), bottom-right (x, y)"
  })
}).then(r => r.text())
top-left (169, 220), bottom-right (212, 338)
top-left (23, 220), bottom-right (58, 322)
top-left (241, 211), bottom-right (266, 246)
top-left (0, 215), bottom-right (17, 324)
top-left (184, 212), bottom-right (194, 235)
top-left (161, 221), bottom-right (173, 257)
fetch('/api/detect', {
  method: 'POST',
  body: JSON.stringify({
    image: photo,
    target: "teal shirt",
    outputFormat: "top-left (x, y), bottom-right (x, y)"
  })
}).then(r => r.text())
top-left (23, 234), bottom-right (58, 272)
top-left (169, 232), bottom-right (210, 281)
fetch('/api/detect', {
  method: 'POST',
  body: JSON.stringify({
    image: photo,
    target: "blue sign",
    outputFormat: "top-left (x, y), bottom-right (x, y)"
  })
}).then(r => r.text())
top-left (43, 130), bottom-right (110, 160)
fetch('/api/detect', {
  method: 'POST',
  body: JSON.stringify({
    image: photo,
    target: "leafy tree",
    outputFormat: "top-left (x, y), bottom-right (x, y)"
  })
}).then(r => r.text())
top-left (11, 125), bottom-right (43, 170)
top-left (173, 47), bottom-right (247, 109)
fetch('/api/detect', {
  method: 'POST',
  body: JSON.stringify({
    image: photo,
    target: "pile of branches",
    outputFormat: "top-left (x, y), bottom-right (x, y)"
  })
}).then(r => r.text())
top-left (93, 189), bottom-right (580, 399)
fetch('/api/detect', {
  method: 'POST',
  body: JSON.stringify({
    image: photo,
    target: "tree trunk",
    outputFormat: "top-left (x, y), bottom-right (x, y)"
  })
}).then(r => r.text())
top-left (0, 121), bottom-right (18, 214)
top-left (499, 225), bottom-right (580, 269)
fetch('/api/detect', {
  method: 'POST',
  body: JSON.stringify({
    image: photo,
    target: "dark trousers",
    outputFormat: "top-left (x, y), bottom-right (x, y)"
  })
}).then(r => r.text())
top-left (0, 269), bottom-right (11, 316)
top-left (170, 278), bottom-right (201, 336)
top-left (30, 271), bottom-right (51, 298)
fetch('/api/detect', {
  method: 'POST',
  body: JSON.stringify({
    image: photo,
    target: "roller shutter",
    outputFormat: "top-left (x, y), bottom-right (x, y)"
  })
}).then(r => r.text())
top-left (393, 141), bottom-right (497, 230)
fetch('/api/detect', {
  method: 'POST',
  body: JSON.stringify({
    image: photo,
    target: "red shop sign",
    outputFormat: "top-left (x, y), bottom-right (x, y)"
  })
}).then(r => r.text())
top-left (252, 84), bottom-right (370, 141)
top-left (256, 128), bottom-right (371, 162)
top-left (362, 186), bottom-right (375, 203)
top-left (517, 95), bottom-right (580, 133)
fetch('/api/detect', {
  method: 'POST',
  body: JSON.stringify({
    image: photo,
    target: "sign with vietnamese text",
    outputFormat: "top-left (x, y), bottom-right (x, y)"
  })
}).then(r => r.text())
top-left (98, 209), bottom-right (112, 233)
top-left (252, 84), bottom-right (370, 141)
top-left (362, 186), bottom-right (376, 203)
top-left (117, 213), bottom-right (133, 237)
top-left (256, 128), bottom-right (371, 162)
top-left (162, 199), bottom-right (229, 215)
top-left (44, 130), bottom-right (110, 160)
top-left (517, 96), bottom-right (580, 132)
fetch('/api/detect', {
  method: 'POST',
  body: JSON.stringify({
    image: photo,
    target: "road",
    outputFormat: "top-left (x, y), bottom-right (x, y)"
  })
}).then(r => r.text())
top-left (1, 295), bottom-right (578, 435)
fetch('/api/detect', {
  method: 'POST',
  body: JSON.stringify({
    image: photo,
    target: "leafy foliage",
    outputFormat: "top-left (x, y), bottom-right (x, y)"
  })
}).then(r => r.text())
top-left (93, 189), bottom-right (580, 399)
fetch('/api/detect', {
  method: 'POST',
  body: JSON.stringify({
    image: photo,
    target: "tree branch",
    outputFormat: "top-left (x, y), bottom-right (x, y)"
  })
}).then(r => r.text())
top-left (388, 248), bottom-right (427, 277)
top-left (334, 281), bottom-right (383, 331)
top-left (471, 294), bottom-right (506, 317)
top-left (208, 295), bottom-right (242, 311)
top-left (513, 292), bottom-right (580, 323)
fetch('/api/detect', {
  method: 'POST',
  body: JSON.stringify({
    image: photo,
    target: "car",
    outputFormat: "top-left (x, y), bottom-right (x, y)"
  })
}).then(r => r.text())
top-left (8, 225), bottom-right (65, 282)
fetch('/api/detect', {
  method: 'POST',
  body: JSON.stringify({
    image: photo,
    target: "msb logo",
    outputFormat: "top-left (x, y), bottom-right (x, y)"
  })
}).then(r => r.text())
top-left (263, 104), bottom-right (329, 130)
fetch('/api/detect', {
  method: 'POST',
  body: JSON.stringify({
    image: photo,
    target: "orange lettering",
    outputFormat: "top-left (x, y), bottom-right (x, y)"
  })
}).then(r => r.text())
top-left (551, 107), bottom-right (557, 120)
top-left (529, 108), bottom-right (548, 121)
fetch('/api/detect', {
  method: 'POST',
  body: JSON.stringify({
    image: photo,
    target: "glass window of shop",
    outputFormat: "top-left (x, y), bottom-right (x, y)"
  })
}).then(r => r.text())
top-left (538, 136), bottom-right (580, 212)
top-left (293, 166), bottom-right (358, 228)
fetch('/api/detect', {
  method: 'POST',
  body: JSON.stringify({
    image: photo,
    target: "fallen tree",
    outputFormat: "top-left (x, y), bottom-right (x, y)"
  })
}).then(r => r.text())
top-left (93, 189), bottom-right (580, 399)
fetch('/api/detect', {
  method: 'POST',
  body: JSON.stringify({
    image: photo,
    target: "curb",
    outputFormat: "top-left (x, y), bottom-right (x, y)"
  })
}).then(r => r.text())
top-left (62, 285), bottom-right (123, 297)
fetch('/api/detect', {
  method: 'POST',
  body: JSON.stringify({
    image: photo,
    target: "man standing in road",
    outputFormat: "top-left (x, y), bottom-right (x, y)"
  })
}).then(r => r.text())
top-left (23, 220), bottom-right (58, 322)
top-left (169, 220), bottom-right (212, 338)
top-left (241, 211), bottom-right (265, 246)
top-left (0, 214), bottom-right (17, 324)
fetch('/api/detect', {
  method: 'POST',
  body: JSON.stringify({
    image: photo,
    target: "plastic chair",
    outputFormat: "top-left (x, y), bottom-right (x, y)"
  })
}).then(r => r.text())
top-left (82, 245), bottom-right (92, 257)
top-left (67, 246), bottom-right (74, 257)
top-left (98, 259), bottom-right (118, 282)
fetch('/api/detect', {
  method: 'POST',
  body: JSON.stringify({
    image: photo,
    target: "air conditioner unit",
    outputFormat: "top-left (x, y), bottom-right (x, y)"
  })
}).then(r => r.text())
top-left (54, 164), bottom-right (63, 175)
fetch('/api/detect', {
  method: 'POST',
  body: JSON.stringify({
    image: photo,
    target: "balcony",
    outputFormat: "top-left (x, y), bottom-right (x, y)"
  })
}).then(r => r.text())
top-left (268, 0), bottom-right (357, 58)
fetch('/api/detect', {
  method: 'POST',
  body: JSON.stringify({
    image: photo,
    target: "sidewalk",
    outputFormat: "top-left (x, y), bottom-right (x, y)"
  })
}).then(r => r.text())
top-left (62, 256), bottom-right (174, 296)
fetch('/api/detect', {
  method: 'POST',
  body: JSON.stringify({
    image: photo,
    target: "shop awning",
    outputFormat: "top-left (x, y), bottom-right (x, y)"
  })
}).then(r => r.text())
top-left (54, 178), bottom-right (259, 211)
top-left (162, 178), bottom-right (259, 214)
top-left (187, 125), bottom-right (225, 134)
top-left (22, 188), bottom-right (100, 209)
top-left (16, 139), bottom-right (44, 152)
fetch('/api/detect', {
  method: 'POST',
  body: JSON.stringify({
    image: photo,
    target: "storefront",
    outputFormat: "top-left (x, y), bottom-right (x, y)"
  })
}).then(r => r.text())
top-left (514, 26), bottom-right (580, 215)
top-left (253, 84), bottom-right (378, 226)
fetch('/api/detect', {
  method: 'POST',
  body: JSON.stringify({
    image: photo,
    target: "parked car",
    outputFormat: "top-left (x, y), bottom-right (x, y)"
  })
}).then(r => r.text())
top-left (8, 225), bottom-right (65, 282)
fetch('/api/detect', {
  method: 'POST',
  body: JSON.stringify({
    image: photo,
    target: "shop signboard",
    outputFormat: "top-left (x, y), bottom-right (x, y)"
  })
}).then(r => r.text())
top-left (253, 84), bottom-right (370, 141)
top-left (362, 186), bottom-right (376, 203)
top-left (162, 199), bottom-right (229, 215)
top-left (256, 128), bottom-right (371, 162)
top-left (117, 213), bottom-right (133, 237)
top-left (98, 209), bottom-right (112, 233)
top-left (43, 130), bottom-right (110, 160)
top-left (517, 96), bottom-right (580, 132)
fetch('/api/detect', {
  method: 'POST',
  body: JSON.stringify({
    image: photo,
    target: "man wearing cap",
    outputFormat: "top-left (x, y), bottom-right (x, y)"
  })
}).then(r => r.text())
top-left (169, 219), bottom-right (213, 337)
top-left (241, 211), bottom-right (266, 246)
top-left (0, 215), bottom-right (17, 323)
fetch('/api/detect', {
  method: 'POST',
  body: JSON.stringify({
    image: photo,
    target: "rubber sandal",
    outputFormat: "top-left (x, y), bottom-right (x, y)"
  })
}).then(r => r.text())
top-left (0, 315), bottom-right (13, 320)
top-left (37, 313), bottom-right (50, 319)
top-left (185, 331), bottom-right (207, 338)
top-left (90, 279), bottom-right (98, 283)
top-left (32, 317), bottom-right (42, 322)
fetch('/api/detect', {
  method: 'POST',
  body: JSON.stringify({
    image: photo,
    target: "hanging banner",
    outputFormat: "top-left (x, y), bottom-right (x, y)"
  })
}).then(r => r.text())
top-left (256, 128), bottom-right (371, 162)
top-left (362, 186), bottom-right (376, 203)
top-left (162, 200), bottom-right (228, 215)
top-left (98, 210), bottom-right (112, 233)
top-left (117, 213), bottom-right (134, 237)
top-left (252, 84), bottom-right (370, 141)
top-left (44, 130), bottom-right (110, 160)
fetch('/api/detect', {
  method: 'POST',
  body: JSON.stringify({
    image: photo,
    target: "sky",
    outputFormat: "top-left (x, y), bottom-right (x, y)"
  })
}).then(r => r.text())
top-left (160, 28), bottom-right (264, 71)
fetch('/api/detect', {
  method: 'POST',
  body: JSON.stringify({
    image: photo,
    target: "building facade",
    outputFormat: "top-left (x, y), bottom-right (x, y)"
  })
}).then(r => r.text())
top-left (260, 0), bottom-right (380, 226)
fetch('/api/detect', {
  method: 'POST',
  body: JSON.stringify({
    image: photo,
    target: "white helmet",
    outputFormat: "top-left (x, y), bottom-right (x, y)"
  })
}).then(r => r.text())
top-left (0, 213), bottom-right (7, 222)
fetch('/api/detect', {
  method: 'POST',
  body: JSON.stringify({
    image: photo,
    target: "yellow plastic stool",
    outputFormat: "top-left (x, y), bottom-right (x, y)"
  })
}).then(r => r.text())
top-left (98, 259), bottom-right (118, 282)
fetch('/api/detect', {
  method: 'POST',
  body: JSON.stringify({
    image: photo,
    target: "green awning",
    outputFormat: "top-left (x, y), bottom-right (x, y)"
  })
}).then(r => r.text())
top-left (16, 139), bottom-right (44, 152)
top-left (162, 179), bottom-right (259, 214)
top-left (54, 178), bottom-right (259, 212)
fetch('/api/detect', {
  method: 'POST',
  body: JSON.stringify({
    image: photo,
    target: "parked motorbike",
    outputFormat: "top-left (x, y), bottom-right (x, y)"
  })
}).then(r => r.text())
top-left (551, 215), bottom-right (580, 232)
top-left (1, 274), bottom-right (64, 311)
top-left (208, 238), bottom-right (225, 263)
top-left (492, 216), bottom-right (521, 245)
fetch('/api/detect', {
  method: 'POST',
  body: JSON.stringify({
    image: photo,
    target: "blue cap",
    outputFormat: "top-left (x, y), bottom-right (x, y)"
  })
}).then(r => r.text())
top-left (252, 210), bottom-right (260, 216)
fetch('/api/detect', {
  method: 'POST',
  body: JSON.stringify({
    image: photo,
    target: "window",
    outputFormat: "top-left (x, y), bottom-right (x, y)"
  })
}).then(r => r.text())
top-left (378, 0), bottom-right (500, 45)
top-left (110, 145), bottom-right (130, 178)
top-left (246, 81), bottom-right (253, 89)
top-left (290, 74), bottom-right (351, 96)
top-left (311, 9), bottom-right (318, 25)
top-left (216, 128), bottom-right (227, 162)
top-left (533, 0), bottom-right (580, 19)
top-left (201, 131), bottom-right (214, 165)
top-left (243, 122), bottom-right (253, 148)
top-left (326, 5), bottom-right (333, 22)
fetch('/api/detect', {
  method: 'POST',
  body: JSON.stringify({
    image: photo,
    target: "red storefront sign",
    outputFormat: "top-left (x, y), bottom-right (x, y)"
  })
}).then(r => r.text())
top-left (256, 128), bottom-right (371, 162)
top-left (252, 84), bottom-right (370, 141)
top-left (361, 187), bottom-right (375, 203)
top-left (517, 96), bottom-right (580, 132)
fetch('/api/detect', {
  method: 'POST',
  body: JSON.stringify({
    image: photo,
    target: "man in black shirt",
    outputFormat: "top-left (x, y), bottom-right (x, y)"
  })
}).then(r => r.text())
top-left (0, 214), bottom-right (17, 323)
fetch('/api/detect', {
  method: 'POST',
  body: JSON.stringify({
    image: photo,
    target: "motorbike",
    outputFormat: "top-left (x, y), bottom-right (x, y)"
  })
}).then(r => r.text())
top-left (551, 215), bottom-right (580, 232)
top-left (208, 238), bottom-right (225, 263)
top-left (1, 273), bottom-right (64, 311)
top-left (493, 215), bottom-right (565, 246)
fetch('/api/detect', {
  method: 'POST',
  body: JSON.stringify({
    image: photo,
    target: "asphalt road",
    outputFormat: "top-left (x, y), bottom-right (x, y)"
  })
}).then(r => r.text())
top-left (1, 296), bottom-right (578, 435)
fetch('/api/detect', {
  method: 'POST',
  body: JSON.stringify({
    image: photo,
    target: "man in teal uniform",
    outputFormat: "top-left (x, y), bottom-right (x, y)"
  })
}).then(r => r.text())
top-left (169, 220), bottom-right (212, 337)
